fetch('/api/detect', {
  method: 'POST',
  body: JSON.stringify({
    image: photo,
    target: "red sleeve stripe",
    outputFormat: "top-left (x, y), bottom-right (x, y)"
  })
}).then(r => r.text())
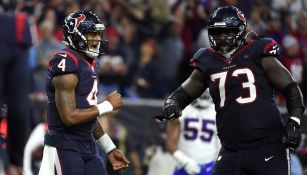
top-left (15, 12), bottom-right (27, 45)
top-left (263, 40), bottom-right (276, 54)
top-left (48, 51), bottom-right (79, 68)
top-left (62, 51), bottom-right (79, 68)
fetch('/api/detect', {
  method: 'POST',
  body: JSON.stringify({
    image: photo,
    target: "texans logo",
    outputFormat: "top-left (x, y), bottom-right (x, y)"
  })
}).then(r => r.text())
top-left (237, 11), bottom-right (245, 21)
top-left (65, 14), bottom-right (86, 33)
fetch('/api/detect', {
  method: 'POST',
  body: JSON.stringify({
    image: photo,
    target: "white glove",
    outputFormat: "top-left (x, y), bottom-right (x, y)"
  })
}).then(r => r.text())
top-left (173, 150), bottom-right (201, 175)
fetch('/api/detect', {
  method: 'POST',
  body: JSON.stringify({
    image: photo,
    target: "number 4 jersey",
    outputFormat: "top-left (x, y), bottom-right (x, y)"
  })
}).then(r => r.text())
top-left (190, 38), bottom-right (284, 150)
top-left (178, 103), bottom-right (220, 164)
top-left (45, 47), bottom-right (99, 153)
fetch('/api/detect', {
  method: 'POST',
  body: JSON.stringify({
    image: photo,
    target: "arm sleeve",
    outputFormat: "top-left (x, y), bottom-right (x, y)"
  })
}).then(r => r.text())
top-left (49, 52), bottom-right (79, 77)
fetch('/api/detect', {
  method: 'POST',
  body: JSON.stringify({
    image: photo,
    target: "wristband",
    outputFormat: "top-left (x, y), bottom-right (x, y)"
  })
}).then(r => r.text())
top-left (97, 133), bottom-right (116, 154)
top-left (173, 150), bottom-right (189, 165)
top-left (95, 101), bottom-right (113, 116)
top-left (290, 116), bottom-right (300, 125)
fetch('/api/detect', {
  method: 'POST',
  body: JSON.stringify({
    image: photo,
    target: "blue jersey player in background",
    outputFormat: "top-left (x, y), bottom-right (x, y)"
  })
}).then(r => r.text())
top-left (38, 11), bottom-right (130, 175)
top-left (157, 6), bottom-right (304, 175)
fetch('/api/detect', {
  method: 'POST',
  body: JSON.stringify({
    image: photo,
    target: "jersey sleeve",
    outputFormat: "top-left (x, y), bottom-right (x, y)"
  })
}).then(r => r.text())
top-left (48, 52), bottom-right (79, 77)
top-left (190, 48), bottom-right (207, 74)
top-left (259, 38), bottom-right (280, 58)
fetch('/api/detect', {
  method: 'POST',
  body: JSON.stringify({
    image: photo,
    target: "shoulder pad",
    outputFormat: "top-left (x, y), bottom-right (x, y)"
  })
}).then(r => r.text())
top-left (48, 51), bottom-right (79, 76)
top-left (190, 48), bottom-right (209, 68)
top-left (258, 37), bottom-right (280, 57)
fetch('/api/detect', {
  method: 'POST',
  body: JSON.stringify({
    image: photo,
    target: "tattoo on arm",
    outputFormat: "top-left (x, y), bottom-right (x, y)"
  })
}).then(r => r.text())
top-left (53, 74), bottom-right (78, 121)
top-left (52, 74), bottom-right (99, 126)
top-left (93, 118), bottom-right (105, 139)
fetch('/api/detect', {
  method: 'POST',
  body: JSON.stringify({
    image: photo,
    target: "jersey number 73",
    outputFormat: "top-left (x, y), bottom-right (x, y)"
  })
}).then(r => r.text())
top-left (210, 68), bottom-right (256, 107)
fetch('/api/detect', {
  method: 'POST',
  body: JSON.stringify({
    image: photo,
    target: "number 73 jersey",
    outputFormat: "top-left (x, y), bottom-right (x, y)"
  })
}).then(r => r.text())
top-left (190, 38), bottom-right (284, 150)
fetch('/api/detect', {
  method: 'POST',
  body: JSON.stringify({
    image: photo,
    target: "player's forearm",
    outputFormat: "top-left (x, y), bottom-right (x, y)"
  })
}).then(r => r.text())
top-left (94, 118), bottom-right (117, 154)
top-left (167, 141), bottom-right (178, 154)
top-left (61, 107), bottom-right (100, 126)
top-left (166, 121), bottom-right (180, 154)
top-left (93, 118), bottom-right (105, 139)
top-left (165, 70), bottom-right (206, 110)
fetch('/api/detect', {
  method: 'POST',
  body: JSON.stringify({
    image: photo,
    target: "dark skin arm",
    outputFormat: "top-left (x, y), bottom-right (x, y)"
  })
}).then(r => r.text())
top-left (166, 119), bottom-right (181, 154)
top-left (52, 74), bottom-right (100, 126)
top-left (261, 56), bottom-right (303, 118)
top-left (155, 69), bottom-right (207, 121)
top-left (181, 69), bottom-right (207, 100)
top-left (93, 118), bottom-right (105, 139)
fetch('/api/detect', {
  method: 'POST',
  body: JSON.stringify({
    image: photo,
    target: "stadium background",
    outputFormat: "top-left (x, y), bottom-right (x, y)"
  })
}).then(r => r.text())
top-left (1, 0), bottom-right (307, 174)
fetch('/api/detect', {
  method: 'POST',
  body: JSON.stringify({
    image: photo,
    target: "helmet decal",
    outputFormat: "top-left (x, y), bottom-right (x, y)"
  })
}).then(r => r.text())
top-left (65, 14), bottom-right (86, 33)
top-left (62, 11), bottom-right (107, 58)
top-left (75, 14), bottom-right (86, 28)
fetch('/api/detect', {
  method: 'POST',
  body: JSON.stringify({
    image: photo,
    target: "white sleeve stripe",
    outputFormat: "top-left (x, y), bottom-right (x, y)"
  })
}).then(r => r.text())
top-left (55, 149), bottom-right (63, 175)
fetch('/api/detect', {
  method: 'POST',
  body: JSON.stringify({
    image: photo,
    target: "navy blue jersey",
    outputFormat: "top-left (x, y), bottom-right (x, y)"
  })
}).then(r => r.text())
top-left (45, 47), bottom-right (99, 153)
top-left (190, 38), bottom-right (283, 150)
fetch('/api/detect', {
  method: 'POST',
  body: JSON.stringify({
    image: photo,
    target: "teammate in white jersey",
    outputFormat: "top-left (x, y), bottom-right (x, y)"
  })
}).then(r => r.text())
top-left (167, 91), bottom-right (220, 175)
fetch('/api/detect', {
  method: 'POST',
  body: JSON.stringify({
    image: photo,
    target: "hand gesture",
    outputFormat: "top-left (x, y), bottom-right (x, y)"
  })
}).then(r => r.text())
top-left (107, 149), bottom-right (130, 171)
top-left (107, 91), bottom-right (122, 110)
top-left (154, 103), bottom-right (182, 122)
top-left (163, 103), bottom-right (182, 120)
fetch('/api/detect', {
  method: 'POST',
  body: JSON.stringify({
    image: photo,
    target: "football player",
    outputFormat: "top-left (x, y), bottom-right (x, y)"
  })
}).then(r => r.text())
top-left (158, 6), bottom-right (304, 175)
top-left (38, 11), bottom-right (130, 175)
top-left (167, 91), bottom-right (220, 175)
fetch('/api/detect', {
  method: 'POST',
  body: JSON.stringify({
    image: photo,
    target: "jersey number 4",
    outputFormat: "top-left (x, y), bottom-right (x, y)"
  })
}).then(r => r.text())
top-left (87, 80), bottom-right (98, 106)
top-left (57, 59), bottom-right (66, 71)
top-left (211, 68), bottom-right (256, 107)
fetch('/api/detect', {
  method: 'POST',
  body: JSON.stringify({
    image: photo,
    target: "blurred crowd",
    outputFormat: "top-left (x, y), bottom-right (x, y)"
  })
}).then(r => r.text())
top-left (1, 0), bottom-right (307, 174)
top-left (2, 0), bottom-right (307, 100)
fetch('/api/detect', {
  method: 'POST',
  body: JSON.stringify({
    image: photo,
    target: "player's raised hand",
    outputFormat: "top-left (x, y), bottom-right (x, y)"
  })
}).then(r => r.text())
top-left (107, 91), bottom-right (122, 110)
top-left (107, 149), bottom-right (130, 171)
top-left (283, 117), bottom-right (302, 150)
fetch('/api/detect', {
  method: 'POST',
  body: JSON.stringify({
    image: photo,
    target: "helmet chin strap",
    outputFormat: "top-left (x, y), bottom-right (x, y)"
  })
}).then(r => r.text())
top-left (85, 42), bottom-right (100, 58)
top-left (85, 50), bottom-right (99, 58)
